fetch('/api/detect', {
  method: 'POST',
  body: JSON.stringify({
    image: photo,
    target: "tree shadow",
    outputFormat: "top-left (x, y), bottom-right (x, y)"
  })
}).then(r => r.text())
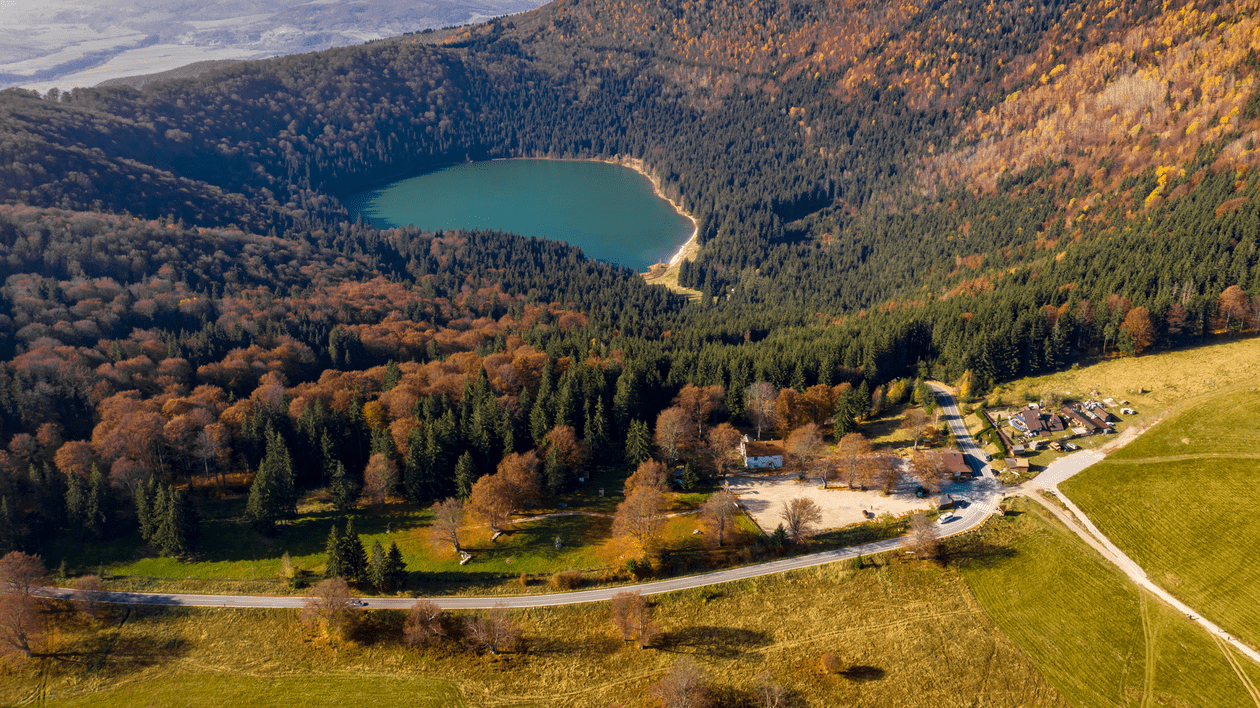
top-left (839, 665), bottom-right (886, 682)
top-left (525, 632), bottom-right (623, 657)
top-left (654, 625), bottom-right (772, 658)
top-left (943, 540), bottom-right (1017, 567)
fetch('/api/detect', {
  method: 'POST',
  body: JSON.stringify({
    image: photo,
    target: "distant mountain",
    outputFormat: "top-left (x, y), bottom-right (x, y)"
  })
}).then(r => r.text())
top-left (0, 0), bottom-right (546, 93)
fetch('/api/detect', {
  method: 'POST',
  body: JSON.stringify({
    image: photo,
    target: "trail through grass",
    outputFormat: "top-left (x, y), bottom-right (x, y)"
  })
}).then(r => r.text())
top-left (956, 497), bottom-right (1260, 708)
top-left (1061, 387), bottom-right (1260, 649)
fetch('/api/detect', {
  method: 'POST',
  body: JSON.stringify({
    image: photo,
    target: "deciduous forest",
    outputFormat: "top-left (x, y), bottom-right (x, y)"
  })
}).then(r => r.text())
top-left (0, 0), bottom-right (1257, 558)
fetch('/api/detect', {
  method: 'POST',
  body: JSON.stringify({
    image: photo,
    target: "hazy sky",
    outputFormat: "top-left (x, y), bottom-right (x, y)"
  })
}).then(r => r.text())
top-left (0, 0), bottom-right (545, 92)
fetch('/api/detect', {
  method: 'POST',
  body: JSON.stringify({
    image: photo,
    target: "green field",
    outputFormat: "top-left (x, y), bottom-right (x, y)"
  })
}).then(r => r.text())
top-left (1061, 387), bottom-right (1260, 650)
top-left (956, 497), bottom-right (1260, 707)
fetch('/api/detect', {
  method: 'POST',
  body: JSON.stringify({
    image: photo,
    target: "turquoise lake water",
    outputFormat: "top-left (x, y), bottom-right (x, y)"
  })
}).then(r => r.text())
top-left (343, 159), bottom-right (694, 271)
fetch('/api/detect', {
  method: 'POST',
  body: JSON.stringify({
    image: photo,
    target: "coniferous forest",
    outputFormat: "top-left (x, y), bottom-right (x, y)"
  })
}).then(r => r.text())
top-left (0, 0), bottom-right (1258, 557)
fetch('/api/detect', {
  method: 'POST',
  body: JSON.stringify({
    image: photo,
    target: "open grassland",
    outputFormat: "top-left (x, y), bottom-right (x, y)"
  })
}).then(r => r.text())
top-left (1060, 387), bottom-right (1260, 650)
top-left (4, 557), bottom-right (1067, 708)
top-left (986, 337), bottom-right (1260, 431)
top-left (956, 497), bottom-right (1260, 707)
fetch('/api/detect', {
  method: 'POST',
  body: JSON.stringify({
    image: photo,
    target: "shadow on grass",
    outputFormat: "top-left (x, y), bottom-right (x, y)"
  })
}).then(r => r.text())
top-left (655, 625), bottom-right (772, 658)
top-left (46, 608), bottom-right (190, 677)
top-left (943, 540), bottom-right (1018, 567)
top-left (840, 665), bottom-right (887, 682)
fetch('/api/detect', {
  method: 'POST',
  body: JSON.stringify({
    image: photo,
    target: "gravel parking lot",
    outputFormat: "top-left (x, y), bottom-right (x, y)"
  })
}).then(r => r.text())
top-left (726, 470), bottom-right (941, 533)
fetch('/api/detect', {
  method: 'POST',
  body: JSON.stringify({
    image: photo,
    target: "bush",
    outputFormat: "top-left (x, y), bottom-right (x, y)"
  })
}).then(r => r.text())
top-left (518, 572), bottom-right (529, 587)
top-left (551, 570), bottom-right (582, 590)
top-left (821, 651), bottom-right (842, 674)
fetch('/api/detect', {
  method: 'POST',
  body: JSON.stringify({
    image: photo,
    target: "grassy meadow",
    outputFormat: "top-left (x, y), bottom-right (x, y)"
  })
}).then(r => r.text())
top-left (956, 496), bottom-right (1260, 708)
top-left (3, 553), bottom-right (1068, 708)
top-left (1060, 386), bottom-right (1260, 650)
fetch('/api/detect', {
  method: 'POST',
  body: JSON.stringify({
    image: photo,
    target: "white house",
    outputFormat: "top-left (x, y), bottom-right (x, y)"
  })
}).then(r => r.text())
top-left (740, 437), bottom-right (784, 469)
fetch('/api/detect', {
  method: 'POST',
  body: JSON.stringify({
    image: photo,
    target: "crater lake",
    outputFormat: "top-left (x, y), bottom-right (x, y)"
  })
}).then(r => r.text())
top-left (343, 159), bottom-right (696, 271)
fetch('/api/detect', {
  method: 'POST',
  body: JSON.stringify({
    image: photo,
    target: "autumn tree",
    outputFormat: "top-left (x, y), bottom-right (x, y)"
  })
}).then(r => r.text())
top-left (755, 672), bottom-right (789, 708)
top-left (623, 460), bottom-right (666, 495)
top-left (907, 512), bottom-right (940, 560)
top-left (779, 497), bottom-right (823, 543)
top-left (1119, 306), bottom-right (1154, 356)
top-left (705, 423), bottom-right (743, 479)
top-left (673, 384), bottom-right (725, 438)
top-left (0, 552), bottom-right (47, 660)
top-left (701, 489), bottom-right (738, 547)
top-left (428, 497), bottom-right (464, 554)
top-left (835, 433), bottom-right (872, 489)
top-left (300, 577), bottom-right (358, 639)
top-left (612, 485), bottom-right (667, 551)
top-left (744, 382), bottom-right (778, 440)
top-left (468, 472), bottom-right (516, 535)
top-left (785, 423), bottom-right (824, 477)
top-left (464, 604), bottom-right (520, 654)
top-left (404, 599), bottom-right (447, 647)
top-left (1218, 284), bottom-right (1250, 333)
top-left (858, 452), bottom-right (901, 494)
top-left (649, 658), bottom-right (711, 708)
top-left (498, 451), bottom-right (541, 509)
top-left (654, 406), bottom-right (696, 464)
top-left (610, 590), bottom-right (658, 648)
top-left (361, 453), bottom-right (399, 508)
top-left (901, 408), bottom-right (929, 450)
top-left (910, 451), bottom-right (948, 494)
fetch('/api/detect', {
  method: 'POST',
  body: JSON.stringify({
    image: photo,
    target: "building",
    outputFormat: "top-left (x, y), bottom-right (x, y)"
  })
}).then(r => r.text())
top-left (1060, 404), bottom-right (1104, 435)
top-left (941, 450), bottom-right (973, 479)
top-left (740, 438), bottom-right (784, 469)
top-left (1004, 457), bottom-right (1031, 472)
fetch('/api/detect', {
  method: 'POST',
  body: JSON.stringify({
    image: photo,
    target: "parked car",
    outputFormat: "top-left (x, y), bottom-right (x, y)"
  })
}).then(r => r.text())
top-left (938, 513), bottom-right (959, 525)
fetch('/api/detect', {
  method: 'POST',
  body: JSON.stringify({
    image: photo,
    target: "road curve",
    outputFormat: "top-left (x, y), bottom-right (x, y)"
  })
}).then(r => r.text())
top-left (40, 386), bottom-right (1000, 611)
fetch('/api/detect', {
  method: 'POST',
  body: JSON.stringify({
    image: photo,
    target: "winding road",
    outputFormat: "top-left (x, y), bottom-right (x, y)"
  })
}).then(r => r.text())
top-left (40, 384), bottom-right (1002, 611)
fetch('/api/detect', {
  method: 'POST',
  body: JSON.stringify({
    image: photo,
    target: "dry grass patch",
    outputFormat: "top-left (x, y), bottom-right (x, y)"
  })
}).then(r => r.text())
top-left (4, 558), bottom-right (1067, 707)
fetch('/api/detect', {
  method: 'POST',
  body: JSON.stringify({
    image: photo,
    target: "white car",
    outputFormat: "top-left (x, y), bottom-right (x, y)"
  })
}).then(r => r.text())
top-left (938, 513), bottom-right (959, 524)
top-left (351, 599), bottom-right (368, 607)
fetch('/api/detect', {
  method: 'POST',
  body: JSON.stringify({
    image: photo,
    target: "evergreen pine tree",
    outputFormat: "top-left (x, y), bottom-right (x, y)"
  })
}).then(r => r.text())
top-left (324, 525), bottom-right (344, 579)
top-left (340, 519), bottom-right (367, 583)
top-left (247, 431), bottom-right (298, 533)
top-left (681, 461), bottom-right (700, 492)
top-left (85, 464), bottom-right (107, 538)
top-left (625, 419), bottom-right (652, 469)
top-left (454, 452), bottom-right (477, 500)
top-left (136, 477), bottom-right (155, 541)
top-left (328, 460), bottom-right (357, 512)
top-left (383, 360), bottom-right (401, 391)
top-left (545, 446), bottom-right (567, 497)
top-left (0, 497), bottom-right (15, 554)
top-left (368, 541), bottom-right (387, 591)
top-left (403, 426), bottom-right (430, 504)
top-left (65, 472), bottom-right (86, 529)
top-left (587, 398), bottom-right (610, 458)
top-left (384, 541), bottom-right (407, 591)
top-left (150, 482), bottom-right (169, 547)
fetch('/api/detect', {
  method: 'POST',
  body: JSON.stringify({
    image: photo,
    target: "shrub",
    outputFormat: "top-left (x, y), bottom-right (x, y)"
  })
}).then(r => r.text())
top-left (551, 570), bottom-right (582, 590)
top-left (821, 651), bottom-right (842, 674)
top-left (518, 572), bottom-right (529, 587)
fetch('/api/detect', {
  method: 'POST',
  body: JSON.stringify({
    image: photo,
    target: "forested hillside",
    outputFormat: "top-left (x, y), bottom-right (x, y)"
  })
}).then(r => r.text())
top-left (0, 0), bottom-right (1257, 555)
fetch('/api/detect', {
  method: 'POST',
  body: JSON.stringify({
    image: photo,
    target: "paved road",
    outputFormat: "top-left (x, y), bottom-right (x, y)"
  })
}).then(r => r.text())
top-left (40, 386), bottom-right (1001, 612)
top-left (1025, 448), bottom-right (1260, 666)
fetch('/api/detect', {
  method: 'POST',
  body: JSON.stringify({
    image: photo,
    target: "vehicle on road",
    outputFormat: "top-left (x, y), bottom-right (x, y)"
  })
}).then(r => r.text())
top-left (351, 600), bottom-right (368, 607)
top-left (938, 513), bottom-right (959, 524)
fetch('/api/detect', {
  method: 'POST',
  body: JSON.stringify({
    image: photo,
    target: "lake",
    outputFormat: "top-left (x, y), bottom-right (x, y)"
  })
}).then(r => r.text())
top-left (343, 159), bottom-right (695, 271)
